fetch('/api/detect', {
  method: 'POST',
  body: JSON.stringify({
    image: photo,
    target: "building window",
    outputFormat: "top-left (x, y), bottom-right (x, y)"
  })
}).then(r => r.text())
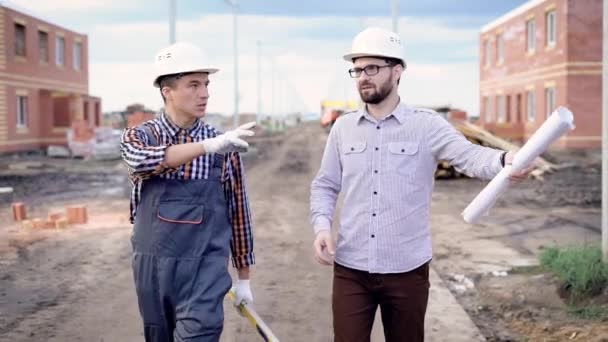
top-left (14, 23), bottom-right (26, 57)
top-left (526, 19), bottom-right (536, 52)
top-left (484, 96), bottom-right (492, 123)
top-left (17, 96), bottom-right (28, 128)
top-left (73, 42), bottom-right (82, 70)
top-left (526, 90), bottom-right (536, 123)
top-left (484, 39), bottom-right (491, 66)
top-left (38, 31), bottom-right (49, 62)
top-left (546, 10), bottom-right (556, 46)
top-left (496, 33), bottom-right (504, 63)
top-left (545, 87), bottom-right (555, 118)
top-left (497, 95), bottom-right (505, 122)
top-left (56, 36), bottom-right (65, 66)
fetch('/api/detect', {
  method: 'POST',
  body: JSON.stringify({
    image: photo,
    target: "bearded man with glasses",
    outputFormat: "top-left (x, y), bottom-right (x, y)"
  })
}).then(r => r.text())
top-left (309, 27), bottom-right (533, 342)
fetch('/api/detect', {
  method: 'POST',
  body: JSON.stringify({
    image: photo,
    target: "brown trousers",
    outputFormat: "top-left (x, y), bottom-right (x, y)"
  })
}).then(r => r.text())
top-left (332, 262), bottom-right (430, 342)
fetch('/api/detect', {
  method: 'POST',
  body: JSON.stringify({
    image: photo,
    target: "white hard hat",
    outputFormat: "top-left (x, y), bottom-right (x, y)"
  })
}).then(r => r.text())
top-left (343, 27), bottom-right (405, 66)
top-left (153, 42), bottom-right (218, 87)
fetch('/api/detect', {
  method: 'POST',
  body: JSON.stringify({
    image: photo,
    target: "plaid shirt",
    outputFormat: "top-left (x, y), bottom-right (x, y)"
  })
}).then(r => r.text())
top-left (120, 112), bottom-right (254, 269)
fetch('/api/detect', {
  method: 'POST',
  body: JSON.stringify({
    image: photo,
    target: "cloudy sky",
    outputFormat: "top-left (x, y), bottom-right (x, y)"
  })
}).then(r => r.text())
top-left (8, 0), bottom-right (527, 116)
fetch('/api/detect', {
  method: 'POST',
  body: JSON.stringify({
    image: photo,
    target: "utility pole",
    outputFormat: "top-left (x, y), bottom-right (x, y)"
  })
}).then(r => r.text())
top-left (225, 0), bottom-right (239, 127)
top-left (169, 0), bottom-right (176, 43)
top-left (391, 0), bottom-right (399, 33)
top-left (257, 40), bottom-right (262, 124)
top-left (602, 0), bottom-right (607, 262)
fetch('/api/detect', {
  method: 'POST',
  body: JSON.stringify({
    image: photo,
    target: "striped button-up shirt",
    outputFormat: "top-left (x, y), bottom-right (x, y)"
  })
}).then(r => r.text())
top-left (310, 101), bottom-right (503, 274)
top-left (120, 112), bottom-right (254, 269)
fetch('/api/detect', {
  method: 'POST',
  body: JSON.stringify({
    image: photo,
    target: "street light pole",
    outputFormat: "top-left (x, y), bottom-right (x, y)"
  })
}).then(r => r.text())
top-left (391, 0), bottom-right (399, 33)
top-left (225, 0), bottom-right (239, 128)
top-left (257, 40), bottom-right (262, 124)
top-left (602, 0), bottom-right (607, 262)
top-left (169, 0), bottom-right (176, 43)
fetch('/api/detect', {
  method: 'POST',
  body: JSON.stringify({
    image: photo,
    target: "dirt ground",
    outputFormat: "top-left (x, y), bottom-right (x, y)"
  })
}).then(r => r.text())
top-left (0, 122), bottom-right (604, 341)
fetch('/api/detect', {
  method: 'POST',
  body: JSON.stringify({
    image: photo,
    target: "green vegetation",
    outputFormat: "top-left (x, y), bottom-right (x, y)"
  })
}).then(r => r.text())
top-left (539, 246), bottom-right (608, 304)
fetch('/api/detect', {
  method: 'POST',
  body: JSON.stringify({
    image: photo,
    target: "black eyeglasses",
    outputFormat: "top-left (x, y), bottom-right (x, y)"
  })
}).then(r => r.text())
top-left (348, 64), bottom-right (393, 78)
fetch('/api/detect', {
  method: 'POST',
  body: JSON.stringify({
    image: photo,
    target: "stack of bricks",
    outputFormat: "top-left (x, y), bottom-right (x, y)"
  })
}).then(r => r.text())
top-left (66, 205), bottom-right (88, 225)
top-left (11, 203), bottom-right (88, 229)
top-left (11, 202), bottom-right (26, 221)
top-left (48, 212), bottom-right (68, 229)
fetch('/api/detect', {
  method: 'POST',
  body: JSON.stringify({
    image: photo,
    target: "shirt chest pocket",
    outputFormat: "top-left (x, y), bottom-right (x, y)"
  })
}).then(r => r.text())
top-left (388, 142), bottom-right (419, 178)
top-left (342, 141), bottom-right (367, 175)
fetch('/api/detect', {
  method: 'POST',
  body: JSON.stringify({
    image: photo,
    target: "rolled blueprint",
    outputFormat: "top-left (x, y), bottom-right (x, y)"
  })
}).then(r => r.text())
top-left (462, 106), bottom-right (575, 224)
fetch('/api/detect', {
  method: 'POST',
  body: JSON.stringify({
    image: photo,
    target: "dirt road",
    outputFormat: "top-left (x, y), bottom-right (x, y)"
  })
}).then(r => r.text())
top-left (0, 123), bottom-right (485, 341)
top-left (0, 122), bottom-right (603, 341)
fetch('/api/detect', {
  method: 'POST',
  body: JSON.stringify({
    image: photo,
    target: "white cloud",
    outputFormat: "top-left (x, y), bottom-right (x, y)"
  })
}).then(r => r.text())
top-left (84, 13), bottom-right (481, 116)
top-left (7, 0), bottom-right (142, 13)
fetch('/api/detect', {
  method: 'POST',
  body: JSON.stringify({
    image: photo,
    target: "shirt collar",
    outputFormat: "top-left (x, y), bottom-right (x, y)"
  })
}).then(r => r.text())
top-left (160, 112), bottom-right (203, 138)
top-left (356, 100), bottom-right (410, 125)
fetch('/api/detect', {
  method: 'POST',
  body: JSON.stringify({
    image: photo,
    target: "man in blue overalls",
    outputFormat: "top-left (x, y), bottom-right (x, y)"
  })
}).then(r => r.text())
top-left (121, 41), bottom-right (256, 342)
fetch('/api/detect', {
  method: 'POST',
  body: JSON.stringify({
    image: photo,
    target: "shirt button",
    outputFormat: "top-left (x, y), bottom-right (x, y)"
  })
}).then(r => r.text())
top-left (374, 170), bottom-right (378, 174)
top-left (372, 213), bottom-right (377, 217)
top-left (376, 126), bottom-right (380, 130)
top-left (401, 149), bottom-right (405, 152)
top-left (371, 234), bottom-right (375, 238)
top-left (350, 147), bottom-right (355, 151)
top-left (375, 147), bottom-right (379, 151)
top-left (373, 191), bottom-right (378, 195)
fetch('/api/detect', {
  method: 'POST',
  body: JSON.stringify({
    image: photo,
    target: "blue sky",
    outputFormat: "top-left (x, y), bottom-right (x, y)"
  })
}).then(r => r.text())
top-left (8, 0), bottom-right (528, 116)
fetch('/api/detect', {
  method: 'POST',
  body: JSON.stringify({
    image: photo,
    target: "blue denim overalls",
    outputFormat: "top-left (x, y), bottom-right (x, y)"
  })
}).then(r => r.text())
top-left (131, 150), bottom-right (232, 342)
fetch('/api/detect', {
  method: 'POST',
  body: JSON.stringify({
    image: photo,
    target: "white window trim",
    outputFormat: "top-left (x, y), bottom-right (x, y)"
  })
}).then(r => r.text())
top-left (527, 91), bottom-right (536, 123)
top-left (527, 20), bottom-right (536, 53)
top-left (496, 34), bottom-right (504, 63)
top-left (16, 95), bottom-right (28, 128)
top-left (497, 95), bottom-right (506, 123)
top-left (73, 42), bottom-right (82, 70)
top-left (484, 40), bottom-right (491, 66)
top-left (55, 36), bottom-right (65, 66)
top-left (545, 87), bottom-right (556, 118)
top-left (483, 96), bottom-right (491, 123)
top-left (546, 10), bottom-right (556, 47)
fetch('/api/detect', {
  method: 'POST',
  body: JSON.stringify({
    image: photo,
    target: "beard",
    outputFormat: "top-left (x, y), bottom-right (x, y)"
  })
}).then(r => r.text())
top-left (358, 77), bottom-right (393, 104)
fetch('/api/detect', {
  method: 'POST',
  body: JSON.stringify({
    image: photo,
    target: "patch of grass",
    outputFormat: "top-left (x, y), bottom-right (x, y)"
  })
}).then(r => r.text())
top-left (568, 305), bottom-right (608, 321)
top-left (539, 246), bottom-right (608, 303)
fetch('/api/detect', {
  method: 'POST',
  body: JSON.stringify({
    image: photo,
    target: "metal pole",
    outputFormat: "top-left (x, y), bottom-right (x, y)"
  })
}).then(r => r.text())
top-left (391, 0), bottom-right (399, 33)
top-left (257, 40), bottom-right (262, 124)
top-left (169, 0), bottom-right (176, 43)
top-left (232, 2), bottom-right (239, 128)
top-left (271, 59), bottom-right (274, 117)
top-left (602, 0), bottom-right (607, 262)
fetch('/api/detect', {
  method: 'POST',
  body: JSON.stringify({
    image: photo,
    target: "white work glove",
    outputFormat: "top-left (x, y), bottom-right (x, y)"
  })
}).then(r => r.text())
top-left (200, 122), bottom-right (256, 154)
top-left (233, 279), bottom-right (253, 307)
top-left (313, 230), bottom-right (335, 266)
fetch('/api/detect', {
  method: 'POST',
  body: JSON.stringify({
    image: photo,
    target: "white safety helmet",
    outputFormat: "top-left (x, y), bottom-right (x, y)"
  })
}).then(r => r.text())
top-left (152, 42), bottom-right (219, 87)
top-left (343, 27), bottom-right (406, 67)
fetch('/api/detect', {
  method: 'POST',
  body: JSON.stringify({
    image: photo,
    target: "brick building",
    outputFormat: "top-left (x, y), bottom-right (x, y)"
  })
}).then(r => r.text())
top-left (479, 0), bottom-right (602, 148)
top-left (0, 2), bottom-right (101, 153)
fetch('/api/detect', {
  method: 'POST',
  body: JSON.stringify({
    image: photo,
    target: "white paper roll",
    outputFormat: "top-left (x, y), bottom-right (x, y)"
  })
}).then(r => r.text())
top-left (462, 106), bottom-right (575, 224)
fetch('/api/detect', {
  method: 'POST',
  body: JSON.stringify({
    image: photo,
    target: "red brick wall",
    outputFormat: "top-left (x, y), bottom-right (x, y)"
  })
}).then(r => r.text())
top-left (0, 5), bottom-right (101, 153)
top-left (127, 112), bottom-right (156, 128)
top-left (479, 0), bottom-right (602, 149)
top-left (567, 0), bottom-right (602, 62)
top-left (2, 7), bottom-right (88, 90)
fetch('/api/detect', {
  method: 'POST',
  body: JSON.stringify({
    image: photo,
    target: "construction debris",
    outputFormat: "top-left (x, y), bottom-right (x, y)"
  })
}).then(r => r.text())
top-left (442, 120), bottom-right (557, 180)
top-left (66, 120), bottom-right (121, 160)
